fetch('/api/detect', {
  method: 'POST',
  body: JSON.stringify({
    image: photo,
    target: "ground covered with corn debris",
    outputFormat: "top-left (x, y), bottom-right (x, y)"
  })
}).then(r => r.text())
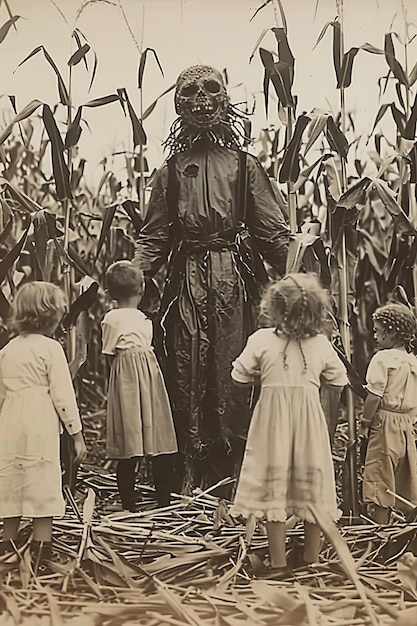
top-left (1, 409), bottom-right (417, 625)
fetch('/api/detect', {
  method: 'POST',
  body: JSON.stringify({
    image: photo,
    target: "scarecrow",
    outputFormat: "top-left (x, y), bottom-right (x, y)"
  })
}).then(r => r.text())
top-left (134, 65), bottom-right (290, 491)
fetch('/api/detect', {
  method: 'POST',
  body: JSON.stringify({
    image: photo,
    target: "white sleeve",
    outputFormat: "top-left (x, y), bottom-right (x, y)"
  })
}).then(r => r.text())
top-left (231, 333), bottom-right (260, 383)
top-left (101, 315), bottom-right (119, 355)
top-left (320, 336), bottom-right (349, 387)
top-left (48, 341), bottom-right (82, 435)
top-left (365, 352), bottom-right (388, 398)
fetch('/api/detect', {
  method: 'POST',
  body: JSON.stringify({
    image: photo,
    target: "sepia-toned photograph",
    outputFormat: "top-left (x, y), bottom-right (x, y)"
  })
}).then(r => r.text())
top-left (1, 0), bottom-right (417, 623)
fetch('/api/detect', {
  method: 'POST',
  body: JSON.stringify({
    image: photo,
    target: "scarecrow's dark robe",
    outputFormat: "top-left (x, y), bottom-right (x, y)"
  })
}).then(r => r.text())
top-left (134, 141), bottom-right (289, 488)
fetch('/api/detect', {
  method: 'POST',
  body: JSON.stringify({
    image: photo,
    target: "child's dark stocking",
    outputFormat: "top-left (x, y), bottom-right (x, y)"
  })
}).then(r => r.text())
top-left (372, 504), bottom-right (389, 525)
top-left (1, 517), bottom-right (22, 555)
top-left (1, 517), bottom-right (21, 542)
top-left (151, 454), bottom-right (174, 507)
top-left (116, 457), bottom-right (139, 511)
top-left (266, 521), bottom-right (287, 568)
top-left (303, 522), bottom-right (321, 564)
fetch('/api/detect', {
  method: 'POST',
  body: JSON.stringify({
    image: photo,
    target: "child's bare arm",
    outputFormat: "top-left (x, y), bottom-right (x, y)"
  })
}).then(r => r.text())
top-left (360, 391), bottom-right (381, 436)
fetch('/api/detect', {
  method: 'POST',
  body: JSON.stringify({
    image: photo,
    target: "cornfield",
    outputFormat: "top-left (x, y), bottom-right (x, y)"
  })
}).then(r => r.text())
top-left (1, 0), bottom-right (417, 623)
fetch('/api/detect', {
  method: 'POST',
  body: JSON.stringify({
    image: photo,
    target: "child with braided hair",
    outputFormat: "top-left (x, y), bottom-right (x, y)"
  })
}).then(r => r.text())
top-left (360, 302), bottom-right (417, 524)
top-left (230, 273), bottom-right (348, 572)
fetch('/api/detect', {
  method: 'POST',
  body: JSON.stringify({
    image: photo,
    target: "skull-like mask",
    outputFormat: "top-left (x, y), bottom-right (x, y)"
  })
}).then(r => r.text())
top-left (175, 65), bottom-right (230, 129)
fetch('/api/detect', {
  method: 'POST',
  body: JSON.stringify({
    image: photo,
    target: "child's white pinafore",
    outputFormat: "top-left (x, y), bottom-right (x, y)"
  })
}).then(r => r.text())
top-left (0, 334), bottom-right (82, 518)
top-left (230, 329), bottom-right (348, 524)
top-left (102, 308), bottom-right (177, 459)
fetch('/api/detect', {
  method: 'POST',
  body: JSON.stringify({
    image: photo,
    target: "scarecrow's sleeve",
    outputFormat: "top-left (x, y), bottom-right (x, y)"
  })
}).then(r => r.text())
top-left (133, 165), bottom-right (171, 276)
top-left (246, 155), bottom-right (290, 275)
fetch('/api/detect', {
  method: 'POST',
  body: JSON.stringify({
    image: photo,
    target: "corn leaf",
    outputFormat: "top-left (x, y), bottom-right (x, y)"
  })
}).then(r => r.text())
top-left (0, 591), bottom-right (21, 624)
top-left (396, 82), bottom-right (406, 113)
top-left (0, 15), bottom-right (20, 45)
top-left (259, 48), bottom-right (293, 109)
top-left (332, 20), bottom-right (342, 85)
top-left (308, 503), bottom-right (380, 626)
top-left (403, 93), bottom-right (417, 139)
top-left (324, 156), bottom-right (343, 202)
top-left (0, 225), bottom-right (30, 284)
top-left (0, 219), bottom-right (13, 247)
top-left (338, 43), bottom-right (384, 90)
top-left (369, 102), bottom-right (393, 136)
top-left (141, 83), bottom-right (175, 122)
top-left (68, 43), bottom-right (90, 66)
top-left (121, 199), bottom-right (143, 235)
top-left (62, 281), bottom-right (99, 329)
top-left (409, 60), bottom-right (417, 86)
top-left (42, 104), bottom-right (72, 200)
top-left (294, 155), bottom-right (324, 191)
top-left (72, 29), bottom-right (89, 70)
top-left (273, 0), bottom-right (288, 32)
top-left (65, 106), bottom-right (83, 149)
top-left (46, 591), bottom-right (64, 626)
top-left (95, 202), bottom-right (117, 261)
top-left (272, 27), bottom-right (295, 82)
top-left (0, 98), bottom-right (43, 145)
top-left (313, 19), bottom-right (335, 50)
top-left (248, 27), bottom-right (270, 64)
top-left (279, 115), bottom-right (310, 183)
top-left (88, 48), bottom-right (98, 92)
top-left (33, 215), bottom-right (49, 274)
top-left (1, 1), bottom-right (16, 26)
top-left (337, 177), bottom-right (371, 210)
top-left (338, 47), bottom-right (359, 89)
top-left (138, 47), bottom-right (164, 89)
top-left (95, 536), bottom-right (138, 589)
top-left (370, 179), bottom-right (416, 236)
top-left (286, 233), bottom-right (320, 273)
top-left (304, 112), bottom-right (328, 156)
top-left (326, 116), bottom-right (349, 159)
top-left (83, 94), bottom-right (120, 107)
top-left (16, 45), bottom-right (69, 105)
top-left (384, 33), bottom-right (409, 87)
top-left (390, 103), bottom-right (405, 134)
top-left (250, 0), bottom-right (273, 23)
top-left (361, 42), bottom-right (384, 54)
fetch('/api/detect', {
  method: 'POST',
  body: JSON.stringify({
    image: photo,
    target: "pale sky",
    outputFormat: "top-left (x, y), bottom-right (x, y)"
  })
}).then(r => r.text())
top-left (0, 0), bottom-right (416, 184)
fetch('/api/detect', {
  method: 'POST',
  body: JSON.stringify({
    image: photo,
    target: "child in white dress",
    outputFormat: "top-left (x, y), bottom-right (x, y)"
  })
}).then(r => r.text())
top-left (230, 273), bottom-right (348, 571)
top-left (360, 303), bottom-right (417, 524)
top-left (0, 282), bottom-right (87, 569)
top-left (102, 261), bottom-right (177, 510)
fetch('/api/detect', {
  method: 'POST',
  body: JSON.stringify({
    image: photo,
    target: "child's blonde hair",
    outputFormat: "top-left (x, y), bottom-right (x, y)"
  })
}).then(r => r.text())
top-left (261, 272), bottom-right (330, 337)
top-left (261, 273), bottom-right (330, 370)
top-left (105, 260), bottom-right (144, 301)
top-left (10, 282), bottom-right (67, 334)
top-left (373, 302), bottom-right (416, 349)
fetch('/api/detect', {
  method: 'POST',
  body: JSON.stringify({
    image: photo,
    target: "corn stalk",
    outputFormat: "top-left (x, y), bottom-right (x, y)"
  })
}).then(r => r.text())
top-left (334, 0), bottom-right (358, 516)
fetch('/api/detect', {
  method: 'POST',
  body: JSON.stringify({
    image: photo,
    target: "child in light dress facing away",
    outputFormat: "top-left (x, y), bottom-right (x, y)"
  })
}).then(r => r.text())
top-left (0, 282), bottom-right (87, 570)
top-left (102, 261), bottom-right (178, 511)
top-left (230, 273), bottom-right (348, 571)
top-left (360, 303), bottom-right (417, 524)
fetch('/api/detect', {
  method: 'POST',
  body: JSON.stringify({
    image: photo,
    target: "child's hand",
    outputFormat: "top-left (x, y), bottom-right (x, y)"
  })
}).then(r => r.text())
top-left (72, 432), bottom-right (87, 464)
top-left (359, 421), bottom-right (370, 438)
